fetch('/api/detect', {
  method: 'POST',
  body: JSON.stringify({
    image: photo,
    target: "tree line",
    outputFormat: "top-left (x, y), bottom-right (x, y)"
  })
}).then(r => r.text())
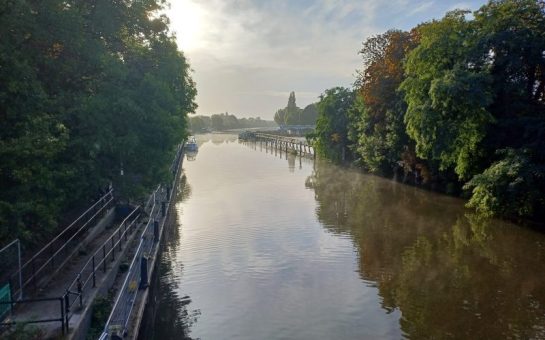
top-left (0, 0), bottom-right (196, 246)
top-left (309, 0), bottom-right (545, 223)
top-left (189, 113), bottom-right (276, 132)
top-left (274, 92), bottom-right (319, 126)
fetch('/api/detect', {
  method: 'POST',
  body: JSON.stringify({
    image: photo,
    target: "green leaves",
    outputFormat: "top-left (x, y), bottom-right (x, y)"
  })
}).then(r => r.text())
top-left (310, 87), bottom-right (355, 162)
top-left (402, 13), bottom-right (494, 180)
top-left (464, 149), bottom-right (545, 218)
top-left (0, 0), bottom-right (196, 244)
top-left (352, 30), bottom-right (415, 175)
top-left (346, 1), bottom-right (545, 220)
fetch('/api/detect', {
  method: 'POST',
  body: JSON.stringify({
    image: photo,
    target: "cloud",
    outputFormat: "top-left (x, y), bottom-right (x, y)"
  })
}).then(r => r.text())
top-left (166, 0), bottom-right (487, 118)
top-left (409, 1), bottom-right (435, 16)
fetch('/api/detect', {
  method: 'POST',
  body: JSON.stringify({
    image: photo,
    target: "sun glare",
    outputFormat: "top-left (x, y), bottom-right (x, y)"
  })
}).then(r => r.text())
top-left (168, 0), bottom-right (205, 52)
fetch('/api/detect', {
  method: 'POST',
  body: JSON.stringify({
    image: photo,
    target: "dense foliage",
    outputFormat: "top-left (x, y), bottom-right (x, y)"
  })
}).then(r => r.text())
top-left (189, 113), bottom-right (276, 132)
top-left (308, 87), bottom-right (355, 162)
top-left (311, 0), bottom-right (545, 222)
top-left (0, 0), bottom-right (196, 245)
top-left (273, 92), bottom-right (318, 126)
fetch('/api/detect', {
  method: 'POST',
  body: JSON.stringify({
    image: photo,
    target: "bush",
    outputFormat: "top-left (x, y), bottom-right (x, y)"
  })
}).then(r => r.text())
top-left (464, 149), bottom-right (545, 219)
top-left (86, 296), bottom-right (113, 340)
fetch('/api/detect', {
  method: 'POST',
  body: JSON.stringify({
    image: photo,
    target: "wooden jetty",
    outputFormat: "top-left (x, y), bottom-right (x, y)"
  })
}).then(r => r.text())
top-left (239, 132), bottom-right (315, 158)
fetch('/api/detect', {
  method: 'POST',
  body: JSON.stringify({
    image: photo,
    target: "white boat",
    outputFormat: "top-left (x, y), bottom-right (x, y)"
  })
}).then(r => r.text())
top-left (186, 136), bottom-right (198, 152)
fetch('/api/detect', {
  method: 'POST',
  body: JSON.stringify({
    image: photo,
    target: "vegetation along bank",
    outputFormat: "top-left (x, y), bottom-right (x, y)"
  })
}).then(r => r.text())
top-left (308, 0), bottom-right (545, 225)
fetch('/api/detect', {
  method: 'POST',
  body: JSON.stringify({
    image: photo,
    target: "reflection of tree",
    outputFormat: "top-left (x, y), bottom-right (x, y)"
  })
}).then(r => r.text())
top-left (138, 174), bottom-right (200, 340)
top-left (193, 133), bottom-right (238, 147)
top-left (307, 161), bottom-right (545, 339)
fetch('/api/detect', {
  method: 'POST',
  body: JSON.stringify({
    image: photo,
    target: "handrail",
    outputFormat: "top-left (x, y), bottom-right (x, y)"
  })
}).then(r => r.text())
top-left (10, 189), bottom-right (114, 298)
top-left (254, 133), bottom-right (310, 145)
top-left (143, 185), bottom-right (160, 213)
top-left (29, 196), bottom-right (114, 287)
top-left (65, 206), bottom-right (141, 295)
top-left (2, 143), bottom-right (184, 336)
top-left (100, 142), bottom-right (185, 339)
top-left (0, 297), bottom-right (66, 335)
top-left (102, 191), bottom-right (159, 335)
top-left (25, 189), bottom-right (113, 265)
top-left (63, 206), bottom-right (142, 321)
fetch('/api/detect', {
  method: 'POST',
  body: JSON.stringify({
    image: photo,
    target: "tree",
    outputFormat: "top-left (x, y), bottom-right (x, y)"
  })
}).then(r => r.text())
top-left (352, 30), bottom-right (418, 175)
top-left (0, 0), bottom-right (197, 245)
top-left (210, 114), bottom-right (225, 130)
top-left (274, 108), bottom-right (287, 125)
top-left (301, 104), bottom-right (318, 125)
top-left (273, 91), bottom-right (303, 125)
top-left (189, 116), bottom-right (207, 132)
top-left (309, 87), bottom-right (355, 162)
top-left (464, 148), bottom-right (545, 219)
top-left (401, 11), bottom-right (494, 180)
top-left (473, 0), bottom-right (545, 117)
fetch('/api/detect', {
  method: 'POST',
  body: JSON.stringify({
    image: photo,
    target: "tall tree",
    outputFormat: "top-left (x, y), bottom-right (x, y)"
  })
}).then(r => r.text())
top-left (352, 30), bottom-right (418, 176)
top-left (301, 103), bottom-right (319, 125)
top-left (401, 11), bottom-right (494, 180)
top-left (0, 0), bottom-right (196, 245)
top-left (309, 87), bottom-right (355, 162)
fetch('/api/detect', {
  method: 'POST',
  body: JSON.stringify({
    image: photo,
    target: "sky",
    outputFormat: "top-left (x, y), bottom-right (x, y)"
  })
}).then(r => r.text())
top-left (166, 0), bottom-right (487, 119)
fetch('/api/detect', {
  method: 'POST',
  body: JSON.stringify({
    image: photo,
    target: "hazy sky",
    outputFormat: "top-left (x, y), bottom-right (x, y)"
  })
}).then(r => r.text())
top-left (166, 0), bottom-right (487, 119)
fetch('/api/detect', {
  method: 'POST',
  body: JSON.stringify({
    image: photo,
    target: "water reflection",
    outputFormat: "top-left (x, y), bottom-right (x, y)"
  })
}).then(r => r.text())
top-left (242, 140), bottom-right (307, 173)
top-left (307, 160), bottom-right (545, 339)
top-left (142, 134), bottom-right (545, 339)
top-left (138, 174), bottom-right (199, 340)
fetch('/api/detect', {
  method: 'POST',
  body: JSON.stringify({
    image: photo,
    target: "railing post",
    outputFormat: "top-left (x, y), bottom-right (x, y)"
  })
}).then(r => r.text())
top-left (31, 258), bottom-right (36, 290)
top-left (92, 256), bottom-right (96, 288)
top-left (139, 256), bottom-right (149, 289)
top-left (60, 297), bottom-right (65, 335)
top-left (64, 292), bottom-right (70, 324)
top-left (154, 220), bottom-right (159, 242)
top-left (124, 221), bottom-right (128, 241)
top-left (161, 201), bottom-right (166, 217)
top-left (103, 245), bottom-right (107, 272)
top-left (8, 279), bottom-right (14, 314)
top-left (118, 229), bottom-right (122, 251)
top-left (112, 237), bottom-right (116, 262)
top-left (77, 275), bottom-right (83, 307)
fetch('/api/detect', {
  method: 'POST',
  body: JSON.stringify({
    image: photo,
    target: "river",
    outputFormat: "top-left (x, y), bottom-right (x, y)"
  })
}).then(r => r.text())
top-left (139, 133), bottom-right (545, 339)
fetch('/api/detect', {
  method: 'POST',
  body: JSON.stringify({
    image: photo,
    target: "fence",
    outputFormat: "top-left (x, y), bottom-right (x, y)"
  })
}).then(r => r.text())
top-left (5, 189), bottom-right (114, 301)
top-left (0, 240), bottom-right (22, 304)
top-left (62, 206), bottom-right (142, 333)
top-left (0, 143), bottom-right (184, 336)
top-left (100, 143), bottom-right (184, 339)
top-left (0, 296), bottom-right (66, 334)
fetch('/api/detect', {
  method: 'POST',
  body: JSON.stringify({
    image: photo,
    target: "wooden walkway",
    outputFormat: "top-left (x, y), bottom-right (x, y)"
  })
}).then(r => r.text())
top-left (240, 132), bottom-right (315, 158)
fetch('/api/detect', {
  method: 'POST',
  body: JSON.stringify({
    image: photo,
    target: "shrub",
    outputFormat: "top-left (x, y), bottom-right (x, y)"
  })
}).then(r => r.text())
top-left (464, 149), bottom-right (545, 219)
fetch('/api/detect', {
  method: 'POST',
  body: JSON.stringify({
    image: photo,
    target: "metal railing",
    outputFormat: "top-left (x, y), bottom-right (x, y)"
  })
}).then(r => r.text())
top-left (100, 143), bottom-right (184, 339)
top-left (7, 189), bottom-right (114, 300)
top-left (100, 189), bottom-right (162, 339)
top-left (0, 296), bottom-right (66, 334)
top-left (1, 144), bottom-right (185, 336)
top-left (62, 206), bottom-right (142, 332)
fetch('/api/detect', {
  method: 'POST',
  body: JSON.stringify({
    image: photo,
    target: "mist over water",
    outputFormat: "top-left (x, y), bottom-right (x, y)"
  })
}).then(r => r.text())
top-left (142, 133), bottom-right (545, 340)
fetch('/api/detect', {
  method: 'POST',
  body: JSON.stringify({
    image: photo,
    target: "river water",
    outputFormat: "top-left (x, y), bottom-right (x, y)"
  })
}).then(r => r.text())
top-left (140, 133), bottom-right (545, 339)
